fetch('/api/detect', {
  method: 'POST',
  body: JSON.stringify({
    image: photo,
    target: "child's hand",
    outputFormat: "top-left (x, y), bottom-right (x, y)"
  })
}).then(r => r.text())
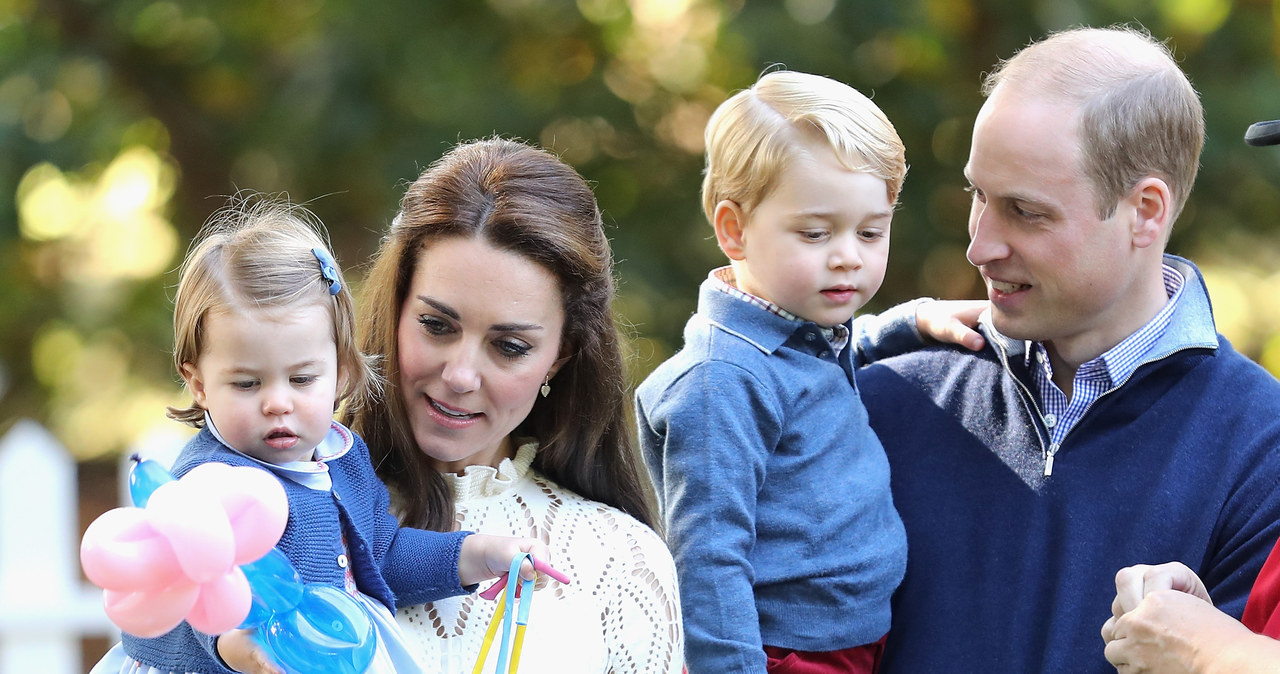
top-left (916, 299), bottom-right (987, 351)
top-left (216, 628), bottom-right (282, 674)
top-left (458, 533), bottom-right (563, 589)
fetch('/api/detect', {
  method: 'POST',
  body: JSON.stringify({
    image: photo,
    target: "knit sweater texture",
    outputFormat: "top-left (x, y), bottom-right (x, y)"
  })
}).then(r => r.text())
top-left (121, 426), bottom-right (471, 673)
top-left (636, 279), bottom-right (923, 673)
top-left (396, 442), bottom-right (684, 673)
top-left (859, 256), bottom-right (1280, 673)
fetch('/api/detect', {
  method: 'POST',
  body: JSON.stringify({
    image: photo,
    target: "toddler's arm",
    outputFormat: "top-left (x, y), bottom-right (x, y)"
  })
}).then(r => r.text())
top-left (851, 298), bottom-right (986, 364)
top-left (637, 360), bottom-right (778, 672)
top-left (458, 533), bottom-right (554, 587)
top-left (216, 628), bottom-right (282, 674)
top-left (915, 299), bottom-right (986, 350)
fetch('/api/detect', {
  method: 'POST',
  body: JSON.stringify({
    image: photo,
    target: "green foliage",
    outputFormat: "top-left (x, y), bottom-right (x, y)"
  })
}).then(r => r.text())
top-left (3, 0), bottom-right (1280, 457)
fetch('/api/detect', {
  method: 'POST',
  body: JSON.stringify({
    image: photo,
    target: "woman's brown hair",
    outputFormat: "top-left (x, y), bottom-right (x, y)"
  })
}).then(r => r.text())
top-left (344, 138), bottom-right (659, 533)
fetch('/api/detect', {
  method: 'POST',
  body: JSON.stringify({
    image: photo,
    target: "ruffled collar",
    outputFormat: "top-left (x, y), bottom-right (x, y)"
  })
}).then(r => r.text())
top-left (444, 441), bottom-right (538, 501)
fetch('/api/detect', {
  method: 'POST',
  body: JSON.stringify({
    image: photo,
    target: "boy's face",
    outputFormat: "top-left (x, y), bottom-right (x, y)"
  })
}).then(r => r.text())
top-left (720, 141), bottom-right (892, 328)
top-left (181, 303), bottom-right (341, 465)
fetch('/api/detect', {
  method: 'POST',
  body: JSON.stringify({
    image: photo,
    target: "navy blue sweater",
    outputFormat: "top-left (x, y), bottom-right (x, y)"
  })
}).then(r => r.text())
top-left (858, 257), bottom-right (1280, 673)
top-left (121, 427), bottom-right (471, 673)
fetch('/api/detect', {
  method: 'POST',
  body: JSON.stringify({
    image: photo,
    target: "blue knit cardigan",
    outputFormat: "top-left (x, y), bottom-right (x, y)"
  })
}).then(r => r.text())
top-left (121, 427), bottom-right (472, 673)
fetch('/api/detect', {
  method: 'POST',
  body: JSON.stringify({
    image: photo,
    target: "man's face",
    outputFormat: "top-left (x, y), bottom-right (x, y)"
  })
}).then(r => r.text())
top-left (964, 87), bottom-right (1145, 364)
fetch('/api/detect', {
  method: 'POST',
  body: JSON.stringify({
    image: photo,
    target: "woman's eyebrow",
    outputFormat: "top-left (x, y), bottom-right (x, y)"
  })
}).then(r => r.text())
top-left (417, 296), bottom-right (459, 320)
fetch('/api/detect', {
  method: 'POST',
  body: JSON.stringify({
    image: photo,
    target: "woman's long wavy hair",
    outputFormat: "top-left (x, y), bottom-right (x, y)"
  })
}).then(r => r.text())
top-left (343, 138), bottom-right (659, 533)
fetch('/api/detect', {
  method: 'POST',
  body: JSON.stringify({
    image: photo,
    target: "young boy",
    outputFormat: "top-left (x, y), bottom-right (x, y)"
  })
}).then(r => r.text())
top-left (636, 71), bottom-right (964, 673)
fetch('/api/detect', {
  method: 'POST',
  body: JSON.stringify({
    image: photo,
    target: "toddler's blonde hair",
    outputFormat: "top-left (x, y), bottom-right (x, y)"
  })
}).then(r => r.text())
top-left (701, 70), bottom-right (907, 222)
top-left (167, 197), bottom-right (376, 426)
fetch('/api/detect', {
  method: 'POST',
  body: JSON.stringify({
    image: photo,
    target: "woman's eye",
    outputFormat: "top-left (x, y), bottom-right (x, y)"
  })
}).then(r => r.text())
top-left (418, 315), bottom-right (452, 335)
top-left (495, 339), bottom-right (532, 359)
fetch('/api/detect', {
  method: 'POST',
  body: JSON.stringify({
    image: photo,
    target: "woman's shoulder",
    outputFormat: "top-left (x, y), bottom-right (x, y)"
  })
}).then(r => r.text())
top-left (528, 469), bottom-right (672, 558)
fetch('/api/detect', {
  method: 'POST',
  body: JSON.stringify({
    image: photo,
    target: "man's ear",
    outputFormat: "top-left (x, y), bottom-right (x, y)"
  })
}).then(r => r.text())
top-left (713, 199), bottom-right (749, 261)
top-left (1128, 176), bottom-right (1172, 249)
top-left (180, 362), bottom-right (208, 407)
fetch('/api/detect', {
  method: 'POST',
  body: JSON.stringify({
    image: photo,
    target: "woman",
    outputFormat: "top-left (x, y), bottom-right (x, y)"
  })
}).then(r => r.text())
top-left (344, 138), bottom-right (683, 673)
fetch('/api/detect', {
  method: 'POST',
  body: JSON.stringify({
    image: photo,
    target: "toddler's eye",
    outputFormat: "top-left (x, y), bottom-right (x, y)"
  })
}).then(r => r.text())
top-left (291, 375), bottom-right (317, 386)
top-left (231, 380), bottom-right (257, 391)
top-left (858, 229), bottom-right (886, 241)
top-left (800, 230), bottom-right (829, 242)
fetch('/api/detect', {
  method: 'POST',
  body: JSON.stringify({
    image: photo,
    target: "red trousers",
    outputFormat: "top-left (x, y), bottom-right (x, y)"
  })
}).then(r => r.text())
top-left (763, 635), bottom-right (887, 674)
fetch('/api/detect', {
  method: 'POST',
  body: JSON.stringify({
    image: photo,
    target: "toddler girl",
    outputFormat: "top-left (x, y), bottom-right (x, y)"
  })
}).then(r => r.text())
top-left (93, 198), bottom-right (550, 674)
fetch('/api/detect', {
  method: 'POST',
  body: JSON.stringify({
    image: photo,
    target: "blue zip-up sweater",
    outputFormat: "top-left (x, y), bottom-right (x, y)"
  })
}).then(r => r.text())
top-left (858, 256), bottom-right (1280, 673)
top-left (121, 427), bottom-right (472, 673)
top-left (636, 279), bottom-right (923, 673)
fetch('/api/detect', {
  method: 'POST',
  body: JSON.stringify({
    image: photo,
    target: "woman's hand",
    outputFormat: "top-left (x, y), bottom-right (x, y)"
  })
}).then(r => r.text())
top-left (915, 299), bottom-right (987, 351)
top-left (216, 628), bottom-right (283, 674)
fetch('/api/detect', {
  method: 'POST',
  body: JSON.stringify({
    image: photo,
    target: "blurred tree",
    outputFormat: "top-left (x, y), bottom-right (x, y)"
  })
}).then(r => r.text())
top-left (2, 0), bottom-right (1279, 459)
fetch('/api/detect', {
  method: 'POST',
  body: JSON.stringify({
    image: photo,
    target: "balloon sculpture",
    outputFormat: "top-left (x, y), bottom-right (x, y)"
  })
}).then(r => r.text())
top-left (81, 456), bottom-right (377, 674)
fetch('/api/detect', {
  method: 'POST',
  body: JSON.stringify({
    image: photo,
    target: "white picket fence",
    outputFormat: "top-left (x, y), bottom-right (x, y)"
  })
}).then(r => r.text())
top-left (0, 418), bottom-right (184, 674)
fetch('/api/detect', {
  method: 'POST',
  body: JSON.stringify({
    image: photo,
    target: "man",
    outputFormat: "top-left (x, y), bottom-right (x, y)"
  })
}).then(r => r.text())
top-left (858, 26), bottom-right (1280, 673)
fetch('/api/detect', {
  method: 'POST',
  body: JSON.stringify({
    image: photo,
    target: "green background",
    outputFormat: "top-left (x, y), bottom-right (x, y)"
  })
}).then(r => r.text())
top-left (5, 0), bottom-right (1280, 461)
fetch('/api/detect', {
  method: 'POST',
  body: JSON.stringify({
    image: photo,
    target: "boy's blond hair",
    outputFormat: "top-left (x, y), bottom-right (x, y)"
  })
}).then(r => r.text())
top-left (701, 70), bottom-right (907, 223)
top-left (167, 196), bottom-right (377, 426)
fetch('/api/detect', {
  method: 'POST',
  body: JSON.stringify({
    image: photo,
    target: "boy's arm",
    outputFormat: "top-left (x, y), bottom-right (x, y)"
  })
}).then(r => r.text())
top-left (637, 360), bottom-right (780, 673)
top-left (851, 298), bottom-right (986, 365)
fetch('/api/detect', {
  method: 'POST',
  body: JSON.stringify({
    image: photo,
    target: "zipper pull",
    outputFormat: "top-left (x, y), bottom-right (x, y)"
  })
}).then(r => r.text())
top-left (1044, 442), bottom-right (1059, 477)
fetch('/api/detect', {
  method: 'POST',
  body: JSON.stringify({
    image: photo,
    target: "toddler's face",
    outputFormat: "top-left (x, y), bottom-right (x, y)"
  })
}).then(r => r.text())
top-left (729, 140), bottom-right (892, 327)
top-left (182, 303), bottom-right (341, 465)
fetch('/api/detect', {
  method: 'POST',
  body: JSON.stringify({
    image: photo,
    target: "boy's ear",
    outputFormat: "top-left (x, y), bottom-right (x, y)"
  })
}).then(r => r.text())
top-left (713, 199), bottom-right (749, 261)
top-left (180, 362), bottom-right (208, 407)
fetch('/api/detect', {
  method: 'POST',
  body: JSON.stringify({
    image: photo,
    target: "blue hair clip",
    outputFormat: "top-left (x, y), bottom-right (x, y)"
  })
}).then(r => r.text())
top-left (312, 247), bottom-right (341, 296)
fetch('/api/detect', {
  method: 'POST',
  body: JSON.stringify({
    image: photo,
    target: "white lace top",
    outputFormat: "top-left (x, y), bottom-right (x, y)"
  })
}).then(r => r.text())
top-left (396, 442), bottom-right (684, 673)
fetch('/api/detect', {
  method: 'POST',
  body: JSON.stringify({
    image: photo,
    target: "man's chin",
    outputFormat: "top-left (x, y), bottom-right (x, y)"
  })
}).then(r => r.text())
top-left (988, 311), bottom-right (1035, 341)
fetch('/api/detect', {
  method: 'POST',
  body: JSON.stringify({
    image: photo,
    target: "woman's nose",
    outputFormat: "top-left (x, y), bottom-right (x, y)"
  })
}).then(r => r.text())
top-left (441, 346), bottom-right (481, 394)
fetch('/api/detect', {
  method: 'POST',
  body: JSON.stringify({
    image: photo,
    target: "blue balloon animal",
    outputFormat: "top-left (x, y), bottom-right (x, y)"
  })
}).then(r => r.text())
top-left (128, 455), bottom-right (377, 674)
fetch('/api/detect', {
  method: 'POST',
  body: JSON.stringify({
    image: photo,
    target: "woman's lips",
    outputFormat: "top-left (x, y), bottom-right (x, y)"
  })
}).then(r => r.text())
top-left (426, 395), bottom-right (482, 429)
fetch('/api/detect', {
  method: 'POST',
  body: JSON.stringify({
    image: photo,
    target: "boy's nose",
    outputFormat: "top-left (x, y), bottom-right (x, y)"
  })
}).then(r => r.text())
top-left (830, 236), bottom-right (864, 270)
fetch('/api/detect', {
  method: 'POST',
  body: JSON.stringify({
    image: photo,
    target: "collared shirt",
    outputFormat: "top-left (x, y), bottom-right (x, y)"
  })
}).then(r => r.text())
top-left (204, 412), bottom-right (354, 490)
top-left (709, 266), bottom-right (851, 357)
top-left (1031, 264), bottom-right (1186, 450)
